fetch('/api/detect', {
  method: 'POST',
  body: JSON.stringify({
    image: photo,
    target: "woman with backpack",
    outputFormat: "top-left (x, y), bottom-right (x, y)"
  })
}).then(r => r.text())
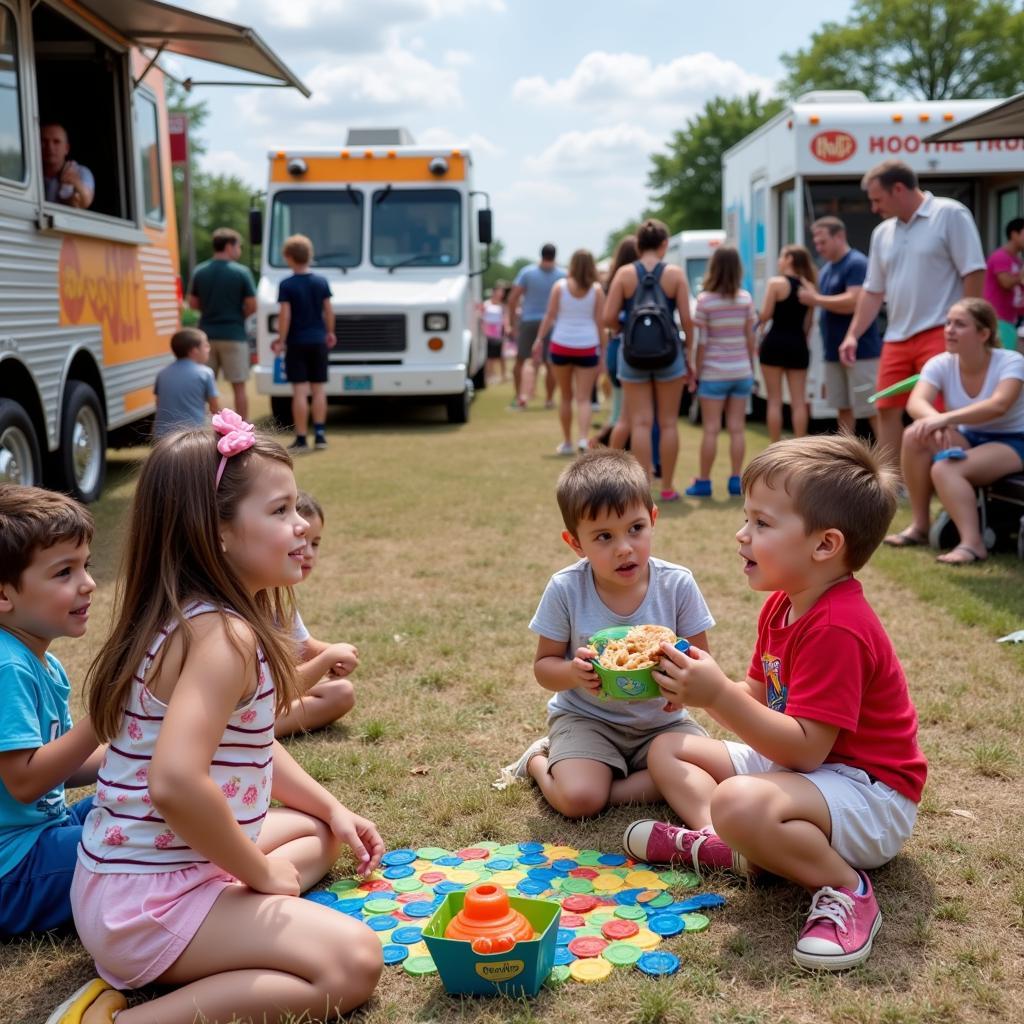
top-left (534, 248), bottom-right (606, 454)
top-left (603, 219), bottom-right (694, 500)
top-left (758, 244), bottom-right (817, 441)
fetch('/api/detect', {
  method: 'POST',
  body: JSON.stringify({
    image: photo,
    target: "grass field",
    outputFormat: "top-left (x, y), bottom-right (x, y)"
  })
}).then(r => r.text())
top-left (3, 379), bottom-right (1023, 1024)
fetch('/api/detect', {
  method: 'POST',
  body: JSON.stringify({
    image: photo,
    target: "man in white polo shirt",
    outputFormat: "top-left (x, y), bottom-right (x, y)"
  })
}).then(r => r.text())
top-left (840, 160), bottom-right (985, 470)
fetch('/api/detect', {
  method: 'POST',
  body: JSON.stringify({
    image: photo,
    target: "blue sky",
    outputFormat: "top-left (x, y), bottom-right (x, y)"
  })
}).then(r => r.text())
top-left (175, 1), bottom-right (855, 260)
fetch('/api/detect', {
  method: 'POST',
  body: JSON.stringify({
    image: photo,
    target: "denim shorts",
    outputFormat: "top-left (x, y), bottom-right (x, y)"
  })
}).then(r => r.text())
top-left (617, 344), bottom-right (686, 384)
top-left (697, 376), bottom-right (754, 400)
top-left (960, 428), bottom-right (1024, 466)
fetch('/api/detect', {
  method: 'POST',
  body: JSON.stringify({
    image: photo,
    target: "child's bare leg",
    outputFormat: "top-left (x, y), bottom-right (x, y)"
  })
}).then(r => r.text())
top-left (528, 756), bottom-right (612, 818)
top-left (646, 732), bottom-right (736, 828)
top-left (257, 806), bottom-right (343, 890)
top-left (711, 773), bottom-right (859, 891)
top-left (609, 768), bottom-right (661, 805)
top-left (115, 888), bottom-right (382, 1023)
top-left (275, 678), bottom-right (355, 738)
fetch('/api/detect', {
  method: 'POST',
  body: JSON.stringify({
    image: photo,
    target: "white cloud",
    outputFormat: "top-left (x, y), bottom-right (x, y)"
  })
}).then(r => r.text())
top-left (201, 149), bottom-right (260, 184)
top-left (523, 124), bottom-right (663, 177)
top-left (418, 127), bottom-right (503, 157)
top-left (443, 49), bottom-right (475, 67)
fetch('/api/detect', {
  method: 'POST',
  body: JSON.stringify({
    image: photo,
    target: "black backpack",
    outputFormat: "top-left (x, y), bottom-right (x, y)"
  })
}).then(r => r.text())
top-left (622, 262), bottom-right (679, 370)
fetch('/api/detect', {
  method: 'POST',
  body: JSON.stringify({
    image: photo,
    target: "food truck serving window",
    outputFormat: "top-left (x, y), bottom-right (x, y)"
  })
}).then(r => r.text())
top-left (269, 189), bottom-right (363, 269)
top-left (0, 5), bottom-right (24, 183)
top-left (371, 188), bottom-right (461, 269)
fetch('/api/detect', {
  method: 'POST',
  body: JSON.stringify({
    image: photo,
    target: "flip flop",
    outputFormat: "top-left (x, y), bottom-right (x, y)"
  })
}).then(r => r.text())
top-left (882, 528), bottom-right (928, 548)
top-left (936, 544), bottom-right (987, 565)
top-left (933, 447), bottom-right (967, 463)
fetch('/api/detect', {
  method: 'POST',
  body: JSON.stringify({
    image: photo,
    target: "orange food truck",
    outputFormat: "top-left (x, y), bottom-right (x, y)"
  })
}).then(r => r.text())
top-left (0, 0), bottom-right (306, 500)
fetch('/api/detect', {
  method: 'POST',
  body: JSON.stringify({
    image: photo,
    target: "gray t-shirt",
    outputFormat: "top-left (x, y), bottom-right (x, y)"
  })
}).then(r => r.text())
top-left (153, 358), bottom-right (217, 437)
top-left (529, 556), bottom-right (715, 730)
top-left (514, 263), bottom-right (566, 322)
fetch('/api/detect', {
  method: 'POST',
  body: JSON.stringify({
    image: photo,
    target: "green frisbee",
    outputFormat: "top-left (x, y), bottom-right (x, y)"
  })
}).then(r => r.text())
top-left (868, 374), bottom-right (919, 403)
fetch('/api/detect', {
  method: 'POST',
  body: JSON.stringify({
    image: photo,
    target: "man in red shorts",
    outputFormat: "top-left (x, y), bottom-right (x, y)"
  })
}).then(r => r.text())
top-left (839, 160), bottom-right (984, 472)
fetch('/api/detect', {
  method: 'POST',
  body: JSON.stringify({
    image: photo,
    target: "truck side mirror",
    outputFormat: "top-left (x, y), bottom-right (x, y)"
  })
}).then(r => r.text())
top-left (249, 208), bottom-right (263, 247)
top-left (477, 208), bottom-right (492, 246)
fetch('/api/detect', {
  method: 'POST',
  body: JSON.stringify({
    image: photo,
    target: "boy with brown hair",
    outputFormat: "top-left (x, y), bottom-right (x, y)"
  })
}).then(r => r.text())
top-left (0, 485), bottom-right (102, 937)
top-left (625, 434), bottom-right (927, 971)
top-left (153, 327), bottom-right (219, 438)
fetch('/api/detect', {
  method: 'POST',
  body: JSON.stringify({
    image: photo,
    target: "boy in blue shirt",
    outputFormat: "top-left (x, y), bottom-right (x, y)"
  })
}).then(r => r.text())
top-left (0, 484), bottom-right (102, 937)
top-left (271, 233), bottom-right (335, 453)
top-left (153, 327), bottom-right (220, 438)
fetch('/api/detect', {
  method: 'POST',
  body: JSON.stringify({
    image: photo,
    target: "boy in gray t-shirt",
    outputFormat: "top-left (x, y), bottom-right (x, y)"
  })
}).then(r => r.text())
top-left (153, 328), bottom-right (219, 438)
top-left (496, 449), bottom-right (714, 817)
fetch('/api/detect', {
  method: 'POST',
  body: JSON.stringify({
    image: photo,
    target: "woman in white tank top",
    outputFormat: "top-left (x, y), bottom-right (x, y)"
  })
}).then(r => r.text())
top-left (534, 248), bottom-right (605, 455)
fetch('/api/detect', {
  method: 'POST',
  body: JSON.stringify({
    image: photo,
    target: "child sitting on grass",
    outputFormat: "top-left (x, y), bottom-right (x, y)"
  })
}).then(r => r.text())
top-left (497, 449), bottom-right (715, 817)
top-left (275, 491), bottom-right (358, 738)
top-left (625, 434), bottom-right (927, 971)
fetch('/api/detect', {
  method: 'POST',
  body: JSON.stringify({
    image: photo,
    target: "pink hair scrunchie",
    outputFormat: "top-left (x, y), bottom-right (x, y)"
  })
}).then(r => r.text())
top-left (212, 409), bottom-right (256, 488)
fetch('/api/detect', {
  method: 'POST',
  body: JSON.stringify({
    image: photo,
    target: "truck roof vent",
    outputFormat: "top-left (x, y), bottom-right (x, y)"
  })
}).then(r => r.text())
top-left (345, 127), bottom-right (415, 146)
top-left (795, 90), bottom-right (869, 105)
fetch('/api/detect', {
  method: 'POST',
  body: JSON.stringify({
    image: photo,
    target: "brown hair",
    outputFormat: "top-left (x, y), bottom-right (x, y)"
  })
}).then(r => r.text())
top-left (568, 249), bottom-right (597, 291)
top-left (212, 227), bottom-right (241, 253)
top-left (607, 236), bottom-right (639, 293)
top-left (557, 449), bottom-right (653, 537)
top-left (283, 234), bottom-right (313, 265)
top-left (296, 490), bottom-right (325, 524)
top-left (170, 327), bottom-right (207, 359)
top-left (702, 244), bottom-right (742, 298)
top-left (0, 485), bottom-right (94, 588)
top-left (811, 216), bottom-right (845, 236)
top-left (951, 298), bottom-right (999, 350)
top-left (741, 434), bottom-right (899, 571)
top-left (636, 218), bottom-right (669, 254)
top-left (861, 160), bottom-right (917, 192)
top-left (781, 244), bottom-right (817, 287)
top-left (86, 429), bottom-right (301, 741)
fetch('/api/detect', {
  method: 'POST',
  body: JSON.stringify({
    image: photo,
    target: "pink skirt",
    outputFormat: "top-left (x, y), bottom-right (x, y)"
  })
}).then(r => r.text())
top-left (71, 860), bottom-right (238, 989)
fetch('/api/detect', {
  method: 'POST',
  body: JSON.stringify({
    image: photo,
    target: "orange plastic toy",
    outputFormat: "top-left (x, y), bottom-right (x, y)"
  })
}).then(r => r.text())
top-left (444, 884), bottom-right (535, 946)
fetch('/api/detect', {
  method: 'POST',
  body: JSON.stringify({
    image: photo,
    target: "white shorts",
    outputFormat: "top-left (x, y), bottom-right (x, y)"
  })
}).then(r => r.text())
top-left (723, 741), bottom-right (918, 869)
top-left (823, 358), bottom-right (880, 420)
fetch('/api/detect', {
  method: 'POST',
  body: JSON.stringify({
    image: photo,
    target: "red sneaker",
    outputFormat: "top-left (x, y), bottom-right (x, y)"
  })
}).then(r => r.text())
top-left (622, 820), bottom-right (752, 876)
top-left (792, 872), bottom-right (881, 971)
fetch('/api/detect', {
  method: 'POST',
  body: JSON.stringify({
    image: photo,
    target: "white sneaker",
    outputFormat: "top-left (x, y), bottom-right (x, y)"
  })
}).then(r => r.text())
top-left (492, 736), bottom-right (550, 790)
top-left (555, 442), bottom-right (574, 456)
top-left (577, 438), bottom-right (590, 452)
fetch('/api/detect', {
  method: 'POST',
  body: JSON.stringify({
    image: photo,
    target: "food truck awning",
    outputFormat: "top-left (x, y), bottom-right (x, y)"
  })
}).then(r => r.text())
top-left (77, 0), bottom-right (310, 97)
top-left (925, 93), bottom-right (1024, 142)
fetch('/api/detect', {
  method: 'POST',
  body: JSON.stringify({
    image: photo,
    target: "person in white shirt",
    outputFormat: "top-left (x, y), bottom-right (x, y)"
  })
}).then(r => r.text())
top-left (40, 123), bottom-right (94, 209)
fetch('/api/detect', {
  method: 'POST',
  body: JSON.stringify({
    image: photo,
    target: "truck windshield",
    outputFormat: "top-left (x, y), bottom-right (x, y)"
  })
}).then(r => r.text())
top-left (371, 188), bottom-right (461, 269)
top-left (685, 258), bottom-right (709, 297)
top-left (269, 190), bottom-right (363, 269)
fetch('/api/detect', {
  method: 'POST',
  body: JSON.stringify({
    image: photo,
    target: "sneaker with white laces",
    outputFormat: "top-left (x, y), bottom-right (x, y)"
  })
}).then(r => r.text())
top-left (623, 820), bottom-right (754, 876)
top-left (46, 979), bottom-right (126, 1023)
top-left (555, 441), bottom-right (575, 456)
top-left (492, 736), bottom-right (550, 790)
top-left (793, 871), bottom-right (881, 971)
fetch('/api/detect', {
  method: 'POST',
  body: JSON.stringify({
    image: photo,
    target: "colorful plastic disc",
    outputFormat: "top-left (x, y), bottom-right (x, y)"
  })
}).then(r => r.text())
top-left (556, 928), bottom-right (577, 946)
top-left (402, 901), bottom-right (437, 918)
top-left (560, 913), bottom-right (586, 928)
top-left (636, 950), bottom-right (680, 977)
top-left (545, 964), bottom-right (571, 986)
top-left (304, 891), bottom-right (336, 906)
top-left (576, 850), bottom-right (603, 866)
top-left (477, 841), bottom-right (501, 851)
top-left (614, 905), bottom-right (646, 921)
top-left (391, 926), bottom-right (424, 945)
top-left (366, 914), bottom-right (398, 932)
top-left (573, 926), bottom-right (604, 938)
top-left (457, 847), bottom-right (489, 860)
top-left (518, 852), bottom-right (547, 865)
top-left (647, 913), bottom-right (685, 937)
top-left (485, 858), bottom-right (515, 871)
top-left (495, 844), bottom-right (522, 858)
top-left (547, 846), bottom-right (579, 860)
top-left (433, 880), bottom-right (465, 895)
top-left (625, 870), bottom-right (662, 888)
top-left (519, 841), bottom-right (544, 854)
top-left (334, 898), bottom-right (366, 914)
top-left (602, 918), bottom-right (640, 940)
top-left (516, 879), bottom-right (548, 896)
top-left (598, 853), bottom-right (627, 867)
top-left (403, 955), bottom-right (438, 976)
top-left (383, 864), bottom-right (415, 880)
top-left (592, 874), bottom-right (624, 892)
top-left (646, 892), bottom-right (674, 909)
top-left (631, 928), bottom-right (661, 950)
top-left (553, 946), bottom-right (576, 966)
top-left (570, 958), bottom-right (613, 983)
top-left (382, 944), bottom-right (408, 965)
top-left (329, 878), bottom-right (360, 894)
top-left (415, 846), bottom-right (449, 861)
top-left (381, 849), bottom-right (417, 867)
top-left (568, 936), bottom-right (608, 958)
top-left (603, 941), bottom-right (643, 967)
top-left (362, 898), bottom-right (400, 915)
top-left (562, 877), bottom-right (594, 894)
top-left (682, 913), bottom-right (710, 932)
top-left (392, 878), bottom-right (423, 893)
top-left (562, 894), bottom-right (599, 914)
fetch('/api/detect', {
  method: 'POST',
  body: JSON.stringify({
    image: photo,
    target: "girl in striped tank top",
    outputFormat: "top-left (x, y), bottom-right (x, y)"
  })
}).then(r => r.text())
top-left (50, 412), bottom-right (383, 1024)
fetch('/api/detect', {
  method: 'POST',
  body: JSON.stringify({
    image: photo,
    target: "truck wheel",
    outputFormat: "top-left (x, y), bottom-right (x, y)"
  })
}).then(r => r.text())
top-left (445, 386), bottom-right (471, 425)
top-left (271, 396), bottom-right (293, 430)
top-left (0, 398), bottom-right (42, 486)
top-left (471, 362), bottom-right (486, 391)
top-left (51, 381), bottom-right (106, 503)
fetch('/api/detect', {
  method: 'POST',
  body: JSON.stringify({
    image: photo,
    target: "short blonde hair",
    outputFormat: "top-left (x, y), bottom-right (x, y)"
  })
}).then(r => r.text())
top-left (741, 434), bottom-right (898, 571)
top-left (283, 234), bottom-right (313, 265)
top-left (557, 449), bottom-right (653, 536)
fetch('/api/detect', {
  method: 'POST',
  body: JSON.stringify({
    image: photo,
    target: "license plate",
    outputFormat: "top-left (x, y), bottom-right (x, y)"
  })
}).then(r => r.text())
top-left (343, 375), bottom-right (373, 392)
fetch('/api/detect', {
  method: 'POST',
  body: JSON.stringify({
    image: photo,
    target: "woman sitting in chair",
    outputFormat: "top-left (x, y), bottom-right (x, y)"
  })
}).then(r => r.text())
top-left (884, 298), bottom-right (1024, 564)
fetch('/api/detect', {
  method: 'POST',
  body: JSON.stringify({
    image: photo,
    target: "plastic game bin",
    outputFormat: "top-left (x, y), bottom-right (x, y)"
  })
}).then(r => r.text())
top-left (590, 626), bottom-right (690, 700)
top-left (422, 891), bottom-right (561, 997)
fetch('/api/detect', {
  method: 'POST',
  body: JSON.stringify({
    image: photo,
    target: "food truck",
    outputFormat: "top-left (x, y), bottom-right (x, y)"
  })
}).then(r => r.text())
top-left (722, 90), bottom-right (1023, 416)
top-left (251, 129), bottom-right (492, 425)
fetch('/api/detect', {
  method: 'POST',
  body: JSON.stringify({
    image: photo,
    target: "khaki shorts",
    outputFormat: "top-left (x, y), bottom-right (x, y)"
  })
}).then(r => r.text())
top-left (207, 340), bottom-right (251, 384)
top-left (823, 357), bottom-right (880, 419)
top-left (547, 711), bottom-right (707, 778)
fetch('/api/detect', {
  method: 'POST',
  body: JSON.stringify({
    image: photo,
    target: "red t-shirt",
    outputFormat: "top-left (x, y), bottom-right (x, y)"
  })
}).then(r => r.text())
top-left (746, 578), bottom-right (927, 803)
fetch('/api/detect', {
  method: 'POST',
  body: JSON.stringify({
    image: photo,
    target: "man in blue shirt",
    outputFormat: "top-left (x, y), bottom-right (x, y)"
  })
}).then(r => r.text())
top-left (798, 217), bottom-right (882, 436)
top-left (507, 244), bottom-right (565, 408)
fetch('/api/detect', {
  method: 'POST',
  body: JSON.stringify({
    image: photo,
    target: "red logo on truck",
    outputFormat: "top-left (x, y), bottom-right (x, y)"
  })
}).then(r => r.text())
top-left (810, 131), bottom-right (856, 163)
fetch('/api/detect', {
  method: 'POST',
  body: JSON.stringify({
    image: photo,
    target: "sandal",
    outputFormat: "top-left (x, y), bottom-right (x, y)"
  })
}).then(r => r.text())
top-left (936, 544), bottom-right (987, 565)
top-left (882, 527), bottom-right (929, 548)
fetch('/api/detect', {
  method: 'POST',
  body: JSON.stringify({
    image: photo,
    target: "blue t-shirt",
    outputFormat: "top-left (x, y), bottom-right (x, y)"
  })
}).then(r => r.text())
top-left (513, 264), bottom-right (566, 322)
top-left (818, 249), bottom-right (882, 362)
top-left (153, 358), bottom-right (218, 438)
top-left (0, 630), bottom-right (73, 878)
top-left (278, 272), bottom-right (333, 345)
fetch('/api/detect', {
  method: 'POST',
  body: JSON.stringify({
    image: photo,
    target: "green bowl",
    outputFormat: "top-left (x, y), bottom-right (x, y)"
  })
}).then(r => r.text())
top-left (588, 626), bottom-right (690, 700)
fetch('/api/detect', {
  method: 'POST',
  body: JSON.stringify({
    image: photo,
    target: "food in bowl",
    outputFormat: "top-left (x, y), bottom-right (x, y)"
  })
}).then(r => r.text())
top-left (596, 624), bottom-right (677, 671)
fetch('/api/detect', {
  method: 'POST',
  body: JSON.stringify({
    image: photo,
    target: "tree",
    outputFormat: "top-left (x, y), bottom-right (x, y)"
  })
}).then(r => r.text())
top-left (603, 218), bottom-right (644, 259)
top-left (481, 239), bottom-right (529, 292)
top-left (648, 93), bottom-right (784, 233)
top-left (781, 0), bottom-right (1024, 101)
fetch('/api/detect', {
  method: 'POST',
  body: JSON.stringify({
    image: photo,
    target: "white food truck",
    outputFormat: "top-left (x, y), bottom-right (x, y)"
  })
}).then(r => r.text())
top-left (251, 129), bottom-right (491, 425)
top-left (666, 228), bottom-right (726, 308)
top-left (722, 90), bottom-right (1024, 416)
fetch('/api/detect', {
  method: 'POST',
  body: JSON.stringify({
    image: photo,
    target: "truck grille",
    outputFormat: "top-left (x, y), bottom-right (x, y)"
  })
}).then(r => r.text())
top-left (333, 314), bottom-right (407, 353)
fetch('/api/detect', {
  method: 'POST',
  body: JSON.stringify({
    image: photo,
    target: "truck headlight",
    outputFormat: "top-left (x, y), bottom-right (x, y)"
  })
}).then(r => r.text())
top-left (423, 312), bottom-right (449, 332)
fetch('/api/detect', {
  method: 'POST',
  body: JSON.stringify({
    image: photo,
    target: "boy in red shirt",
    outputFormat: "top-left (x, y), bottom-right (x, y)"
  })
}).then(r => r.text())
top-left (624, 434), bottom-right (927, 971)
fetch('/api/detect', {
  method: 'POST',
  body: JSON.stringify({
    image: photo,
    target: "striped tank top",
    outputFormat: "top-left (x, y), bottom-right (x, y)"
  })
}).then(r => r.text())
top-left (78, 602), bottom-right (276, 874)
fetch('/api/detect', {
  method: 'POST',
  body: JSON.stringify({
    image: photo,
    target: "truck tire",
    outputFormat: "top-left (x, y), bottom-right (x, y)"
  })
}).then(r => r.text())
top-left (0, 398), bottom-right (42, 486)
top-left (471, 362), bottom-right (486, 391)
top-left (445, 385), bottom-right (471, 425)
top-left (51, 381), bottom-right (106, 503)
top-left (271, 396), bottom-right (293, 430)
